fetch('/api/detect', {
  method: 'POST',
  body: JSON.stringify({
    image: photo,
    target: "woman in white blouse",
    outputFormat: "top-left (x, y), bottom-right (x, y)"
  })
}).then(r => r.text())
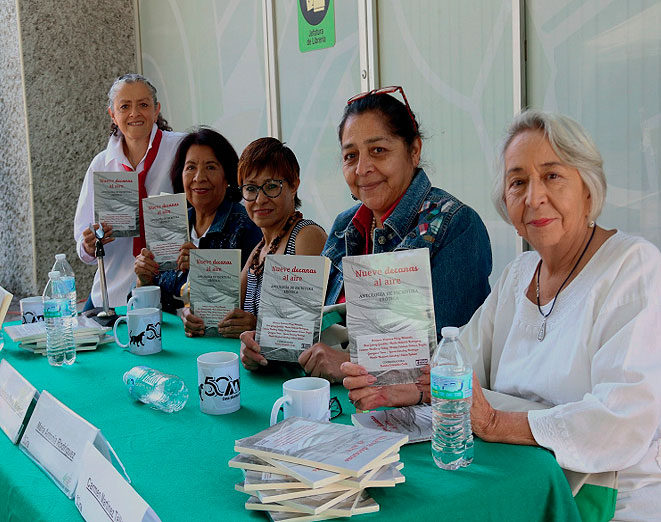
top-left (74, 74), bottom-right (183, 309)
top-left (343, 110), bottom-right (661, 520)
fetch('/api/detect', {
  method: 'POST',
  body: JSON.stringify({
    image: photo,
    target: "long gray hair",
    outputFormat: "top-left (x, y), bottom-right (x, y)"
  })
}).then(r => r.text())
top-left (107, 73), bottom-right (172, 136)
top-left (492, 110), bottom-right (607, 224)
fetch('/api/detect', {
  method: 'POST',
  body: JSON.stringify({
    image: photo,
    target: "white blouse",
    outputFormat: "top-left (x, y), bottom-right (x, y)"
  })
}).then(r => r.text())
top-left (460, 231), bottom-right (661, 520)
top-left (73, 124), bottom-right (184, 307)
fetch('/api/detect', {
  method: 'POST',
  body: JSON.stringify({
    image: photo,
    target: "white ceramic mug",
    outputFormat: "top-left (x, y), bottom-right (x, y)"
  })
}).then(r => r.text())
top-left (113, 307), bottom-right (162, 355)
top-left (20, 297), bottom-right (44, 324)
top-left (197, 351), bottom-right (240, 415)
top-left (270, 377), bottom-right (330, 426)
top-left (128, 286), bottom-right (161, 310)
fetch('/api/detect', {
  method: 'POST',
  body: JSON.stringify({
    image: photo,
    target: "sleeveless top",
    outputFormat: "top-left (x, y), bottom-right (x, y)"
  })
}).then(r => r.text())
top-left (243, 219), bottom-right (320, 316)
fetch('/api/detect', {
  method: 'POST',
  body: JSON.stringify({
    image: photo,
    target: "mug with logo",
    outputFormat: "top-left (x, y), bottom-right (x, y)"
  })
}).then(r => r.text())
top-left (113, 307), bottom-right (162, 355)
top-left (128, 286), bottom-right (161, 311)
top-left (20, 297), bottom-right (44, 324)
top-left (197, 351), bottom-right (240, 414)
top-left (270, 377), bottom-right (331, 426)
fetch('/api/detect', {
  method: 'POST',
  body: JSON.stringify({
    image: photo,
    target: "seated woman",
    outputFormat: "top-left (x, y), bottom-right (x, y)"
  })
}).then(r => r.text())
top-left (182, 137), bottom-right (327, 337)
top-left (241, 86), bottom-right (492, 382)
top-left (344, 110), bottom-right (661, 520)
top-left (134, 127), bottom-right (262, 315)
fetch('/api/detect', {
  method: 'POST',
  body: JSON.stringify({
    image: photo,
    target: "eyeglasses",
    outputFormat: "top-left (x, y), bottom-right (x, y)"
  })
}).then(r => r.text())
top-left (240, 179), bottom-right (285, 201)
top-left (346, 85), bottom-right (417, 131)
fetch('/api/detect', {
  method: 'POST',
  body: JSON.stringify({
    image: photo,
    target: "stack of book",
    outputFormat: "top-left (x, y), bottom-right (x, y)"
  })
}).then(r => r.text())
top-left (4, 316), bottom-right (112, 355)
top-left (230, 417), bottom-right (408, 522)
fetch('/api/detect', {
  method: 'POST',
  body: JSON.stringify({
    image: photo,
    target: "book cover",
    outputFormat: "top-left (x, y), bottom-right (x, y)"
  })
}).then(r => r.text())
top-left (234, 417), bottom-right (408, 477)
top-left (351, 405), bottom-right (432, 444)
top-left (189, 249), bottom-right (241, 334)
top-left (342, 248), bottom-right (437, 386)
top-left (251, 482), bottom-right (353, 504)
top-left (93, 171), bottom-right (139, 237)
top-left (243, 470), bottom-right (309, 491)
top-left (229, 454), bottom-right (282, 474)
top-left (0, 285), bottom-right (13, 328)
top-left (278, 486), bottom-right (360, 516)
top-left (142, 193), bottom-right (190, 270)
top-left (245, 488), bottom-right (378, 517)
top-left (255, 255), bottom-right (331, 362)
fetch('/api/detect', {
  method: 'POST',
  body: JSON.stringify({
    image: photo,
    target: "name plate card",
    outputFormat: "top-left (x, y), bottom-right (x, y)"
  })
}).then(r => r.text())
top-left (189, 249), bottom-right (241, 334)
top-left (143, 193), bottom-right (190, 270)
top-left (0, 359), bottom-right (38, 443)
top-left (76, 442), bottom-right (161, 522)
top-left (19, 391), bottom-right (100, 498)
top-left (94, 171), bottom-right (139, 237)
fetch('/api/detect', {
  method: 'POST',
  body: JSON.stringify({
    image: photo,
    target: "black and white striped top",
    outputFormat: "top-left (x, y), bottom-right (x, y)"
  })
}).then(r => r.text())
top-left (243, 219), bottom-right (321, 316)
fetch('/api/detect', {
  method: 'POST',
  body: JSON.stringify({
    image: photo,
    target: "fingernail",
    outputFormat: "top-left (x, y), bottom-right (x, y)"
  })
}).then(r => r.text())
top-left (367, 375), bottom-right (377, 384)
top-left (259, 359), bottom-right (268, 367)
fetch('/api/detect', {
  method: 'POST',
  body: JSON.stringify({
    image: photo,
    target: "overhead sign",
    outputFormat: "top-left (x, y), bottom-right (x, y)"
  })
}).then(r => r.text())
top-left (298, 0), bottom-right (335, 53)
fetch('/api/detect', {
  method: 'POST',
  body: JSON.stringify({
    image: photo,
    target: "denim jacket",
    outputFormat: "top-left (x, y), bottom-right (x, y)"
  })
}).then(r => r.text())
top-left (150, 198), bottom-right (262, 313)
top-left (322, 169), bottom-right (492, 338)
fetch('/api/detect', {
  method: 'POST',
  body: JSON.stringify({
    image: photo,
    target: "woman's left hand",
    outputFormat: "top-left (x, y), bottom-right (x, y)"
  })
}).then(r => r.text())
top-left (177, 242), bottom-right (197, 272)
top-left (341, 362), bottom-right (426, 410)
top-left (217, 309), bottom-right (257, 338)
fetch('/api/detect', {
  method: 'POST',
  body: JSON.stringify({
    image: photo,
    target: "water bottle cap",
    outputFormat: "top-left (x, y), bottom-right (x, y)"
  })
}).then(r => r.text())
top-left (441, 326), bottom-right (459, 339)
top-left (55, 253), bottom-right (66, 260)
top-left (48, 270), bottom-right (61, 279)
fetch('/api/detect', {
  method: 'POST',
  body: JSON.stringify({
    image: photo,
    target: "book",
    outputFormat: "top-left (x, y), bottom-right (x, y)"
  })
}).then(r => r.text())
top-left (249, 482), bottom-right (353, 504)
top-left (0, 285), bottom-right (13, 329)
top-left (93, 171), bottom-right (139, 237)
top-left (19, 335), bottom-right (114, 355)
top-left (351, 405), bottom-right (433, 444)
top-left (189, 249), bottom-right (241, 334)
top-left (243, 470), bottom-right (309, 491)
top-left (255, 255), bottom-right (331, 362)
top-left (234, 417), bottom-right (408, 477)
top-left (4, 317), bottom-right (109, 344)
top-left (229, 454), bottom-right (283, 474)
top-left (142, 193), bottom-right (190, 270)
top-left (342, 248), bottom-right (437, 386)
top-left (279, 488), bottom-right (378, 516)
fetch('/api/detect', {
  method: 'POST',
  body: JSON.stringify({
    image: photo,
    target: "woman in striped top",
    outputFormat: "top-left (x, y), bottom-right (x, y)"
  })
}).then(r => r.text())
top-left (182, 137), bottom-right (327, 338)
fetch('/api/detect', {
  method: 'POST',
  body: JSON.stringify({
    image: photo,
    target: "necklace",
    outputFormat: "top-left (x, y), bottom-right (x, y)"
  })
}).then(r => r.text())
top-left (249, 211), bottom-right (302, 276)
top-left (370, 216), bottom-right (377, 253)
top-left (535, 225), bottom-right (596, 341)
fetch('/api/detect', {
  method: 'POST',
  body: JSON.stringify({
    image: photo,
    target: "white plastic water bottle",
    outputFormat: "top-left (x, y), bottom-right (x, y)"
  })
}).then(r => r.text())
top-left (431, 326), bottom-right (473, 470)
top-left (43, 271), bottom-right (76, 366)
top-left (52, 254), bottom-right (77, 318)
top-left (123, 366), bottom-right (189, 413)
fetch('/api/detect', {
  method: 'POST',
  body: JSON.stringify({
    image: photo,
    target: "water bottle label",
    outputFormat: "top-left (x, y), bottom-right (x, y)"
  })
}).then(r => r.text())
top-left (43, 300), bottom-right (63, 319)
top-left (63, 277), bottom-right (76, 293)
top-left (431, 370), bottom-right (472, 400)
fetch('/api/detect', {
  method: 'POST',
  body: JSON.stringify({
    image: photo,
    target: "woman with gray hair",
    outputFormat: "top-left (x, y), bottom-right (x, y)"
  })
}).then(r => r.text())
top-left (74, 74), bottom-right (184, 309)
top-left (343, 110), bottom-right (661, 520)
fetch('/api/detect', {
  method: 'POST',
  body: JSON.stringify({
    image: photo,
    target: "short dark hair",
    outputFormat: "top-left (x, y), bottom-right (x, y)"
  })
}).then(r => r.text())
top-left (171, 127), bottom-right (240, 202)
top-left (237, 137), bottom-right (302, 208)
top-left (338, 92), bottom-right (421, 148)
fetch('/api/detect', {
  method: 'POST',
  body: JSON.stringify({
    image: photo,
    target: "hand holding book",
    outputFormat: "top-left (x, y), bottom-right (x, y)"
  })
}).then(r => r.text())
top-left (134, 247), bottom-right (159, 286)
top-left (217, 309), bottom-right (256, 338)
top-left (240, 330), bottom-right (268, 369)
top-left (177, 241), bottom-right (196, 272)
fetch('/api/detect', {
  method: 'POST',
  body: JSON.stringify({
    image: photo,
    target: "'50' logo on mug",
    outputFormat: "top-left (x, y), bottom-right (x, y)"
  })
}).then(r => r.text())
top-left (199, 376), bottom-right (240, 401)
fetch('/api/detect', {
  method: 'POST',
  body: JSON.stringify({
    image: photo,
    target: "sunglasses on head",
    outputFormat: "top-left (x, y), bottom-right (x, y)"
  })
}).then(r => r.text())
top-left (346, 85), bottom-right (417, 131)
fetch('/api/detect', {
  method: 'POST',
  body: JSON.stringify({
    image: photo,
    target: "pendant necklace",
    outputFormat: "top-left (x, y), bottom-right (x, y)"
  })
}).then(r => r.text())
top-left (535, 225), bottom-right (596, 341)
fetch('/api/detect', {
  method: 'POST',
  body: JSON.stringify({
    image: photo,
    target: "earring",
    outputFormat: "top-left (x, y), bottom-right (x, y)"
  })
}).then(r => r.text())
top-left (351, 193), bottom-right (359, 201)
top-left (588, 220), bottom-right (595, 228)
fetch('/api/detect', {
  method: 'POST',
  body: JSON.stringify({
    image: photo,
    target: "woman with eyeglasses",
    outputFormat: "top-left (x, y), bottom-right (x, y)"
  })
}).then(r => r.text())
top-left (241, 87), bottom-right (492, 386)
top-left (182, 137), bottom-right (327, 337)
top-left (135, 127), bottom-right (262, 320)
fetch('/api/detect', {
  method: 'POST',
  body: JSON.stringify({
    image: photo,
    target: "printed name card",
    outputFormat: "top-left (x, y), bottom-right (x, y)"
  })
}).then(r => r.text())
top-left (94, 171), bottom-right (139, 237)
top-left (343, 248), bottom-right (437, 386)
top-left (19, 390), bottom-right (101, 498)
top-left (142, 193), bottom-right (190, 270)
top-left (0, 359), bottom-right (38, 443)
top-left (76, 442), bottom-right (161, 522)
top-left (189, 249), bottom-right (241, 334)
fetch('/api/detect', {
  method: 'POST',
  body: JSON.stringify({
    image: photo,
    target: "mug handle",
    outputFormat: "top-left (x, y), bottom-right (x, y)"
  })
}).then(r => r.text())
top-left (127, 296), bottom-right (136, 311)
top-left (270, 395), bottom-right (292, 426)
top-left (113, 316), bottom-right (130, 348)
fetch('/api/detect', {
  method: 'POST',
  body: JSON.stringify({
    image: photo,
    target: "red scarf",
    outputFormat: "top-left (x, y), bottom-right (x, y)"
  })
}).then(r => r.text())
top-left (122, 129), bottom-right (163, 256)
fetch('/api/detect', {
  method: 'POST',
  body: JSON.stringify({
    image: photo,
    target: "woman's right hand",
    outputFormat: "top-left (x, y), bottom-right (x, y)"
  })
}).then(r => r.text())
top-left (240, 330), bottom-right (268, 370)
top-left (134, 248), bottom-right (159, 286)
top-left (181, 307), bottom-right (205, 337)
top-left (82, 222), bottom-right (113, 257)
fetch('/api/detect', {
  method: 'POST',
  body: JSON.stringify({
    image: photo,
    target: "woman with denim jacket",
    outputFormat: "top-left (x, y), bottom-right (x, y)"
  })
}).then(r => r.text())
top-left (134, 128), bottom-right (262, 322)
top-left (241, 87), bottom-right (492, 384)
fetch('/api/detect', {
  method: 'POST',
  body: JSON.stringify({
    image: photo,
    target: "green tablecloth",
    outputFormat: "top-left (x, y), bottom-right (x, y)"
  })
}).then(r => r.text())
top-left (0, 311), bottom-right (581, 522)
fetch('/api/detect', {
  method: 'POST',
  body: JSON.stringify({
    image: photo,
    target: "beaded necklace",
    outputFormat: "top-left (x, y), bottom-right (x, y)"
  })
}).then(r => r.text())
top-left (249, 211), bottom-right (302, 276)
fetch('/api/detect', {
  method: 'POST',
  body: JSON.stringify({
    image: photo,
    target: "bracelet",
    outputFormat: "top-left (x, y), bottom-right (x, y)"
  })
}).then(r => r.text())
top-left (416, 390), bottom-right (424, 405)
